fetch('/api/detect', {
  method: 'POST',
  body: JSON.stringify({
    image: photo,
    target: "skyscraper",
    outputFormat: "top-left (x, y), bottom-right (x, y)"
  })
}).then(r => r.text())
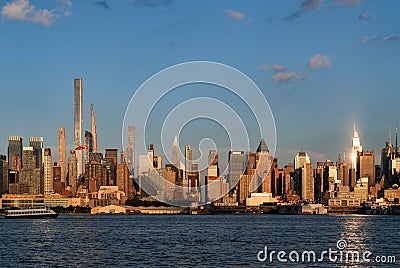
top-left (301, 162), bottom-right (314, 201)
top-left (90, 103), bottom-right (98, 154)
top-left (85, 131), bottom-right (94, 163)
top-left (184, 145), bottom-right (192, 190)
top-left (171, 136), bottom-right (180, 169)
top-left (117, 151), bottom-right (130, 196)
top-left (357, 150), bottom-right (375, 188)
top-left (351, 124), bottom-right (362, 171)
top-left (228, 151), bottom-right (245, 189)
top-left (20, 147), bottom-right (41, 194)
top-left (68, 150), bottom-right (78, 193)
top-left (58, 126), bottom-right (66, 185)
top-left (127, 125), bottom-right (135, 175)
top-left (74, 78), bottom-right (84, 177)
top-left (0, 155), bottom-right (7, 195)
top-left (29, 137), bottom-right (43, 170)
top-left (43, 148), bottom-right (53, 195)
top-left (294, 151), bottom-right (311, 198)
top-left (294, 151), bottom-right (310, 170)
top-left (8, 136), bottom-right (22, 170)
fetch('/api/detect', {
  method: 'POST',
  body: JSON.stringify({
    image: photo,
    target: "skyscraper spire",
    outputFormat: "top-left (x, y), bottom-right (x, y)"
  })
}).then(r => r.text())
top-left (171, 135), bottom-right (180, 169)
top-left (389, 124), bottom-right (392, 145)
top-left (351, 124), bottom-right (362, 171)
top-left (396, 124), bottom-right (398, 149)
top-left (90, 103), bottom-right (98, 153)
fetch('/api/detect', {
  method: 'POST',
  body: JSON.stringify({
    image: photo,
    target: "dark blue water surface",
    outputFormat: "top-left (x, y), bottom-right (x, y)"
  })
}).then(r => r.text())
top-left (0, 215), bottom-right (398, 267)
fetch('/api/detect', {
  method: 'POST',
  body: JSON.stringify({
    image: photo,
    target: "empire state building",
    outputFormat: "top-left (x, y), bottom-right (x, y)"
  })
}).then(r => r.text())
top-left (351, 124), bottom-right (362, 172)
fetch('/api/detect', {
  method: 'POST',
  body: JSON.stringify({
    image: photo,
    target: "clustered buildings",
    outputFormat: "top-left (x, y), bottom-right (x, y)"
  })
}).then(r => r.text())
top-left (1, 78), bottom-right (400, 211)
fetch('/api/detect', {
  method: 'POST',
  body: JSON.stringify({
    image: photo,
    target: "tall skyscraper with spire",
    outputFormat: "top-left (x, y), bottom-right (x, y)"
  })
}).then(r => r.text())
top-left (74, 78), bottom-right (84, 177)
top-left (127, 125), bottom-right (135, 175)
top-left (58, 126), bottom-right (66, 185)
top-left (171, 136), bottom-right (180, 169)
top-left (90, 103), bottom-right (98, 154)
top-left (351, 124), bottom-right (362, 172)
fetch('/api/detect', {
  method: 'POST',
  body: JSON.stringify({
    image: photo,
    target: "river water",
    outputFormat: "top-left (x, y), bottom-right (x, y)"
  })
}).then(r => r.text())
top-left (0, 214), bottom-right (398, 267)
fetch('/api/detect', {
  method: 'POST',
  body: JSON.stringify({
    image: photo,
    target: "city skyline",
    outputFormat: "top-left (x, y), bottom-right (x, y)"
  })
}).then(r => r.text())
top-left (0, 1), bottom-right (399, 165)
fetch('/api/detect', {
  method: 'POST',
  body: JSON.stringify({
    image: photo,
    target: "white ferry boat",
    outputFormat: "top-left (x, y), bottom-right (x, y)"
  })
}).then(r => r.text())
top-left (4, 207), bottom-right (58, 219)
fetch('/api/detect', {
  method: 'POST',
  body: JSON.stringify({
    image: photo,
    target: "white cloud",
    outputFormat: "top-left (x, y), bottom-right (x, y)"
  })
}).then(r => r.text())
top-left (271, 72), bottom-right (303, 83)
top-left (261, 64), bottom-right (286, 72)
top-left (225, 9), bottom-right (244, 20)
top-left (383, 35), bottom-right (399, 41)
top-left (308, 54), bottom-right (331, 69)
top-left (361, 34), bottom-right (378, 43)
top-left (1, 0), bottom-right (71, 27)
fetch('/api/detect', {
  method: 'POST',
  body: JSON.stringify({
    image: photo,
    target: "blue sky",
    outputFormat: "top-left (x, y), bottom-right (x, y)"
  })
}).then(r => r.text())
top-left (0, 0), bottom-right (399, 167)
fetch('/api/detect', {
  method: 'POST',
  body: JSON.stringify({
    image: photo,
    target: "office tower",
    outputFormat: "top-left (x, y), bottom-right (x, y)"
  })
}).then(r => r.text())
top-left (206, 150), bottom-right (220, 202)
top-left (315, 162), bottom-right (324, 200)
top-left (20, 147), bottom-right (41, 194)
top-left (29, 137), bottom-right (43, 170)
top-left (294, 151), bottom-right (312, 199)
top-left (171, 136), bottom-right (180, 169)
top-left (127, 125), bottom-right (135, 175)
top-left (294, 151), bottom-right (310, 169)
top-left (105, 149), bottom-right (118, 185)
top-left (68, 150), bottom-right (78, 193)
top-left (0, 155), bottom-right (7, 195)
top-left (262, 158), bottom-right (277, 194)
top-left (8, 136), bottom-right (23, 170)
top-left (147, 144), bottom-right (161, 169)
top-left (228, 151), bottom-right (245, 189)
top-left (90, 103), bottom-right (98, 153)
top-left (357, 150), bottom-right (375, 187)
top-left (58, 126), bottom-right (67, 186)
top-left (381, 126), bottom-right (395, 187)
top-left (351, 124), bottom-right (362, 171)
top-left (43, 148), bottom-right (53, 195)
top-left (256, 139), bottom-right (271, 192)
top-left (337, 160), bottom-right (351, 188)
top-left (74, 78), bottom-right (84, 177)
top-left (85, 131), bottom-right (94, 163)
top-left (183, 145), bottom-right (192, 190)
top-left (208, 149), bottom-right (218, 167)
top-left (85, 159), bottom-right (107, 188)
top-left (117, 151), bottom-right (130, 196)
top-left (301, 163), bottom-right (314, 201)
